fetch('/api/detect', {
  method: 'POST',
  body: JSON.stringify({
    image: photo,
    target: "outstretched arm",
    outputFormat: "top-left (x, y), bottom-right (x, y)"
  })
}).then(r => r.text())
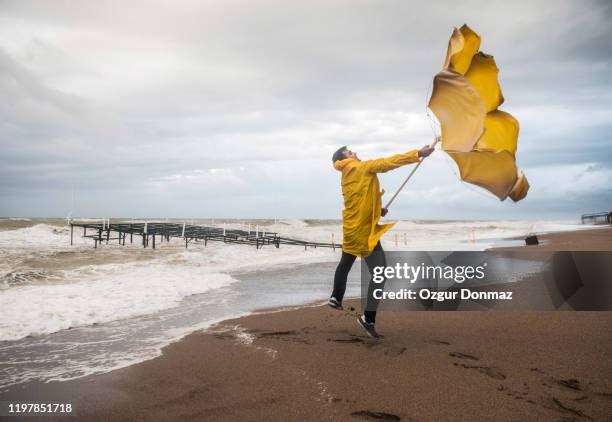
top-left (363, 145), bottom-right (434, 174)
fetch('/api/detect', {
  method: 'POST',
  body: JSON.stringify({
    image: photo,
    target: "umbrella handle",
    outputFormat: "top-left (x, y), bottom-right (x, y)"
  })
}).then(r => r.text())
top-left (384, 137), bottom-right (440, 210)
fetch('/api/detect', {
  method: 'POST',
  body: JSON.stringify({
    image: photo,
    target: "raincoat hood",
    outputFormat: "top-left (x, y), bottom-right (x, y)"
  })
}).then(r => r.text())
top-left (333, 158), bottom-right (354, 172)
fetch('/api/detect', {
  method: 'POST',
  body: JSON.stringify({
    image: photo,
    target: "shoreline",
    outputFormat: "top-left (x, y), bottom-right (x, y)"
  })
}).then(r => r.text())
top-left (1, 227), bottom-right (610, 420)
top-left (490, 226), bottom-right (612, 251)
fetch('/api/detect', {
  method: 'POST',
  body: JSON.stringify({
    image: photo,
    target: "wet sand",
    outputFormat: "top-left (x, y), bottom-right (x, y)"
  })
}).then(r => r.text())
top-left (2, 227), bottom-right (611, 421)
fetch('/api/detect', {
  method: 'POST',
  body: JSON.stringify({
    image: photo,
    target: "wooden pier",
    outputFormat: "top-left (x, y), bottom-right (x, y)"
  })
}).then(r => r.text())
top-left (69, 221), bottom-right (338, 250)
top-left (581, 211), bottom-right (612, 225)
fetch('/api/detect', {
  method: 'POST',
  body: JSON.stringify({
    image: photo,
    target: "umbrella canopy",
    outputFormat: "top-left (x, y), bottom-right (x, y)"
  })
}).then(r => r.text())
top-left (428, 24), bottom-right (529, 202)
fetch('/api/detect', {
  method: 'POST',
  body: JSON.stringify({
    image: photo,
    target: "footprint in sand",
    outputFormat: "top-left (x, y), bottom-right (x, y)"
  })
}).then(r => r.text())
top-left (449, 351), bottom-right (506, 380)
top-left (350, 410), bottom-right (402, 421)
top-left (556, 378), bottom-right (581, 391)
top-left (326, 337), bottom-right (406, 357)
top-left (507, 368), bottom-right (601, 419)
top-left (362, 342), bottom-right (406, 356)
top-left (547, 397), bottom-right (593, 420)
top-left (385, 347), bottom-right (407, 357)
top-left (453, 362), bottom-right (506, 380)
top-left (213, 332), bottom-right (236, 340)
top-left (449, 351), bottom-right (479, 361)
top-left (256, 330), bottom-right (314, 345)
top-left (328, 337), bottom-right (365, 343)
top-left (425, 339), bottom-right (451, 345)
top-left (257, 330), bottom-right (299, 337)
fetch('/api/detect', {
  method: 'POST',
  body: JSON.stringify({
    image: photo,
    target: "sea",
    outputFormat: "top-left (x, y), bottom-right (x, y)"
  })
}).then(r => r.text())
top-left (0, 218), bottom-right (588, 391)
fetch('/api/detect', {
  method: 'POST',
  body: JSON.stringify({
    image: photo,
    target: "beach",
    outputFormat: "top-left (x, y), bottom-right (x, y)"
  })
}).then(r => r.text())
top-left (494, 227), bottom-right (612, 251)
top-left (1, 226), bottom-right (611, 421)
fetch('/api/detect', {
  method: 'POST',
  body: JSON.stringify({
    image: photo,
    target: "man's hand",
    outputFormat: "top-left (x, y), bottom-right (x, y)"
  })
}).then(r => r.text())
top-left (381, 208), bottom-right (388, 217)
top-left (418, 145), bottom-right (435, 158)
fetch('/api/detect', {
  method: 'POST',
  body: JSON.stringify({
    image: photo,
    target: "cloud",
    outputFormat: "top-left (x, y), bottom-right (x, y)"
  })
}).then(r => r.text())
top-left (0, 0), bottom-right (610, 219)
top-left (145, 168), bottom-right (247, 194)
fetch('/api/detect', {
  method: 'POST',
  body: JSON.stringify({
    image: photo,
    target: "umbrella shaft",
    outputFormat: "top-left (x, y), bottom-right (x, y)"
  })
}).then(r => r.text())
top-left (384, 138), bottom-right (440, 209)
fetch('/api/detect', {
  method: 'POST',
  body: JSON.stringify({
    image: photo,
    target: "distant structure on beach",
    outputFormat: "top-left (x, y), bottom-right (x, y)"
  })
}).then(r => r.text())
top-left (581, 211), bottom-right (612, 225)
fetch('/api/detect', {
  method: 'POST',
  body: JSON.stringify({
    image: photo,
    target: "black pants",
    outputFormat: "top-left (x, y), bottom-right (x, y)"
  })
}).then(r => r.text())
top-left (331, 242), bottom-right (386, 324)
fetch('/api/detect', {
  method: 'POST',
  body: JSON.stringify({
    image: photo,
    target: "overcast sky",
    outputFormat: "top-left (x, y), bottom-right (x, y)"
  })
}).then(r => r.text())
top-left (1, 0), bottom-right (610, 220)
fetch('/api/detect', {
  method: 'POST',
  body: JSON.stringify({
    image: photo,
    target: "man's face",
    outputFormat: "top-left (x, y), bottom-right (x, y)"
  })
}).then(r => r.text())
top-left (343, 148), bottom-right (358, 160)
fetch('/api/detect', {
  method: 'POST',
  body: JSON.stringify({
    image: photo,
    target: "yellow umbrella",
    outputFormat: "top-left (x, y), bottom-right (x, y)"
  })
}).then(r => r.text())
top-left (431, 24), bottom-right (529, 202)
top-left (386, 24), bottom-right (528, 209)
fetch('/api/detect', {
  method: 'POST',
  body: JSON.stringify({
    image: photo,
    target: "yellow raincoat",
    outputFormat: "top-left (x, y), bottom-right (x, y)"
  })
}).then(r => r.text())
top-left (334, 150), bottom-right (420, 257)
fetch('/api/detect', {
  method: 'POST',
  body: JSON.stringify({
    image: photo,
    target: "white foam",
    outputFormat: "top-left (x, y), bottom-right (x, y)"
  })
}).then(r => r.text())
top-left (172, 242), bottom-right (336, 272)
top-left (378, 219), bottom-right (589, 250)
top-left (0, 224), bottom-right (89, 248)
top-left (0, 259), bottom-right (236, 341)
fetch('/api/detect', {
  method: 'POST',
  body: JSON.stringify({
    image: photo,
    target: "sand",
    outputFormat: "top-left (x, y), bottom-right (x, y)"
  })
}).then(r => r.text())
top-left (494, 226), bottom-right (612, 251)
top-left (2, 227), bottom-right (611, 421)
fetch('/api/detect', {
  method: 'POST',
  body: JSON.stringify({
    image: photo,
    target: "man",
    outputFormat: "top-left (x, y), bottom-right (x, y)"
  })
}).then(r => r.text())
top-left (329, 144), bottom-right (435, 338)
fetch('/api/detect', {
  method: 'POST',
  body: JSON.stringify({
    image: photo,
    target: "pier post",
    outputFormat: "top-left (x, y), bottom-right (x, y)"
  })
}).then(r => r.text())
top-left (152, 234), bottom-right (156, 249)
top-left (70, 224), bottom-right (74, 246)
top-left (130, 233), bottom-right (133, 244)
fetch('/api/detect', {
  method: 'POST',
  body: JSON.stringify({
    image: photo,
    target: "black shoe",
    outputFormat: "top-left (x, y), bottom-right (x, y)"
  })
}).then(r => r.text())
top-left (357, 315), bottom-right (382, 338)
top-left (328, 297), bottom-right (343, 310)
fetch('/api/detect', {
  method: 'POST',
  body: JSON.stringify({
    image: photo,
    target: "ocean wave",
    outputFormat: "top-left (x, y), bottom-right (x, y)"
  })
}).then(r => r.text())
top-left (0, 270), bottom-right (63, 290)
top-left (0, 260), bottom-right (238, 342)
top-left (0, 224), bottom-right (76, 248)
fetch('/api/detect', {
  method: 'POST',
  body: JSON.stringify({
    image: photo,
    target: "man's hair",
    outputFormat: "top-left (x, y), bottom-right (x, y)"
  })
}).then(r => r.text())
top-left (332, 146), bottom-right (348, 163)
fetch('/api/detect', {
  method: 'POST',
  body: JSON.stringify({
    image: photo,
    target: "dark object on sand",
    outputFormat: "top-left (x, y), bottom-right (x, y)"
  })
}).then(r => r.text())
top-left (525, 235), bottom-right (539, 245)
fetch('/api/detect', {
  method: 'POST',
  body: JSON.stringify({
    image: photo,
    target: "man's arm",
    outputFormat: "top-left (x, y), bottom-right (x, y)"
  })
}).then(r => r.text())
top-left (363, 145), bottom-right (434, 174)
